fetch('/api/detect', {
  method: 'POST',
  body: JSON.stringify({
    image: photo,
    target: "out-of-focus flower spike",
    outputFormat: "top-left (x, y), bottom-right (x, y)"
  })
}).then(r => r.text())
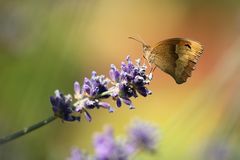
top-left (127, 120), bottom-right (160, 152)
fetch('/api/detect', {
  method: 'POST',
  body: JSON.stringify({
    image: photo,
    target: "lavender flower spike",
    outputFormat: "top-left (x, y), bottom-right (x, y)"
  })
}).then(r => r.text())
top-left (50, 56), bottom-right (152, 122)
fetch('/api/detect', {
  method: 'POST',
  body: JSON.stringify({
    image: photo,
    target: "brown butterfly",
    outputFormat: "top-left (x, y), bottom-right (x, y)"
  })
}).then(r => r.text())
top-left (129, 37), bottom-right (203, 84)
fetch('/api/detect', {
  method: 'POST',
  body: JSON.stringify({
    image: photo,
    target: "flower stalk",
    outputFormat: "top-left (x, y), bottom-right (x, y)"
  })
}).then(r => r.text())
top-left (0, 115), bottom-right (57, 145)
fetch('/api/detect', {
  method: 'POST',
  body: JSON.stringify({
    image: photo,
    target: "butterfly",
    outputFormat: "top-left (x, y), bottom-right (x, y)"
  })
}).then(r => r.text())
top-left (129, 37), bottom-right (203, 84)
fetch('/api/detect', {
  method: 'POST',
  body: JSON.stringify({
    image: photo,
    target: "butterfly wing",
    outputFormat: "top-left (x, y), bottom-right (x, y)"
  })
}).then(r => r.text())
top-left (151, 38), bottom-right (203, 84)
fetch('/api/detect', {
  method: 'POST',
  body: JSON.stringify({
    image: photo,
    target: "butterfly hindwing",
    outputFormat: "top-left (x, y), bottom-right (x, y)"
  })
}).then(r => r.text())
top-left (174, 39), bottom-right (203, 84)
top-left (150, 38), bottom-right (203, 84)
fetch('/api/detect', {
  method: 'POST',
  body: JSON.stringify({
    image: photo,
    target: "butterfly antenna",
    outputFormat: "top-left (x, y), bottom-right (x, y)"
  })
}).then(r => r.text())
top-left (136, 34), bottom-right (147, 45)
top-left (128, 36), bottom-right (146, 46)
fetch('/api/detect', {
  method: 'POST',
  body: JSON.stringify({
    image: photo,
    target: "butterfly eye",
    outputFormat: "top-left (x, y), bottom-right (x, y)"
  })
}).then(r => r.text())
top-left (184, 44), bottom-right (191, 49)
top-left (143, 45), bottom-right (150, 52)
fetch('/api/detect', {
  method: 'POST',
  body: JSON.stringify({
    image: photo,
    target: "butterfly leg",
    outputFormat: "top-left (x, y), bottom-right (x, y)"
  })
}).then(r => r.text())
top-left (152, 66), bottom-right (157, 72)
top-left (149, 65), bottom-right (156, 80)
top-left (141, 55), bottom-right (147, 64)
top-left (150, 65), bottom-right (157, 73)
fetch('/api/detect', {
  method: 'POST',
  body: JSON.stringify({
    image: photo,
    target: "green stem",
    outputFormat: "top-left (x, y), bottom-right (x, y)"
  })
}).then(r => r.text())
top-left (0, 115), bottom-right (57, 145)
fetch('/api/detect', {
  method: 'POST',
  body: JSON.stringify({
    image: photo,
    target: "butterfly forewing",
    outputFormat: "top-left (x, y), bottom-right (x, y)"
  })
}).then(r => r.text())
top-left (150, 40), bottom-right (178, 77)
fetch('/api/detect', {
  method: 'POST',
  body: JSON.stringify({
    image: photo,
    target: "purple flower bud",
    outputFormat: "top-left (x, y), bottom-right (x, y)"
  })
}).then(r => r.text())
top-left (54, 90), bottom-right (61, 98)
top-left (84, 77), bottom-right (92, 87)
top-left (121, 62), bottom-right (128, 72)
top-left (74, 81), bottom-right (81, 95)
top-left (136, 86), bottom-right (149, 97)
top-left (116, 98), bottom-right (122, 107)
top-left (50, 96), bottom-right (58, 108)
top-left (84, 110), bottom-right (92, 122)
top-left (121, 98), bottom-right (132, 106)
top-left (98, 102), bottom-right (110, 109)
top-left (92, 71), bottom-right (97, 78)
top-left (109, 64), bottom-right (120, 82)
top-left (127, 60), bottom-right (134, 72)
top-left (126, 55), bottom-right (130, 61)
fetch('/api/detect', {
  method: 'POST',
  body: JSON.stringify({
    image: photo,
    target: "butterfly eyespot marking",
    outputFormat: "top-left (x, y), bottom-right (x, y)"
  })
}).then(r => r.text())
top-left (184, 44), bottom-right (191, 49)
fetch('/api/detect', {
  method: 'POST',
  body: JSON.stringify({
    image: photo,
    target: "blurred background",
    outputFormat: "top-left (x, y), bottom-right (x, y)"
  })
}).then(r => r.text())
top-left (1, 0), bottom-right (240, 159)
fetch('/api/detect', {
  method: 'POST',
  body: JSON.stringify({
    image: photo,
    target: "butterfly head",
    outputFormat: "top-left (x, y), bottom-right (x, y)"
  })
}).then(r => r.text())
top-left (128, 37), bottom-right (151, 59)
top-left (142, 44), bottom-right (151, 59)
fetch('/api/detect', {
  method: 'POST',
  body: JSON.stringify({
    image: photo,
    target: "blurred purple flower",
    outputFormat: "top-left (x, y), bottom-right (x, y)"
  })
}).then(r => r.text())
top-left (67, 148), bottom-right (90, 160)
top-left (67, 120), bottom-right (160, 160)
top-left (93, 126), bottom-right (130, 160)
top-left (50, 56), bottom-right (152, 122)
top-left (204, 141), bottom-right (231, 160)
top-left (126, 120), bottom-right (159, 152)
